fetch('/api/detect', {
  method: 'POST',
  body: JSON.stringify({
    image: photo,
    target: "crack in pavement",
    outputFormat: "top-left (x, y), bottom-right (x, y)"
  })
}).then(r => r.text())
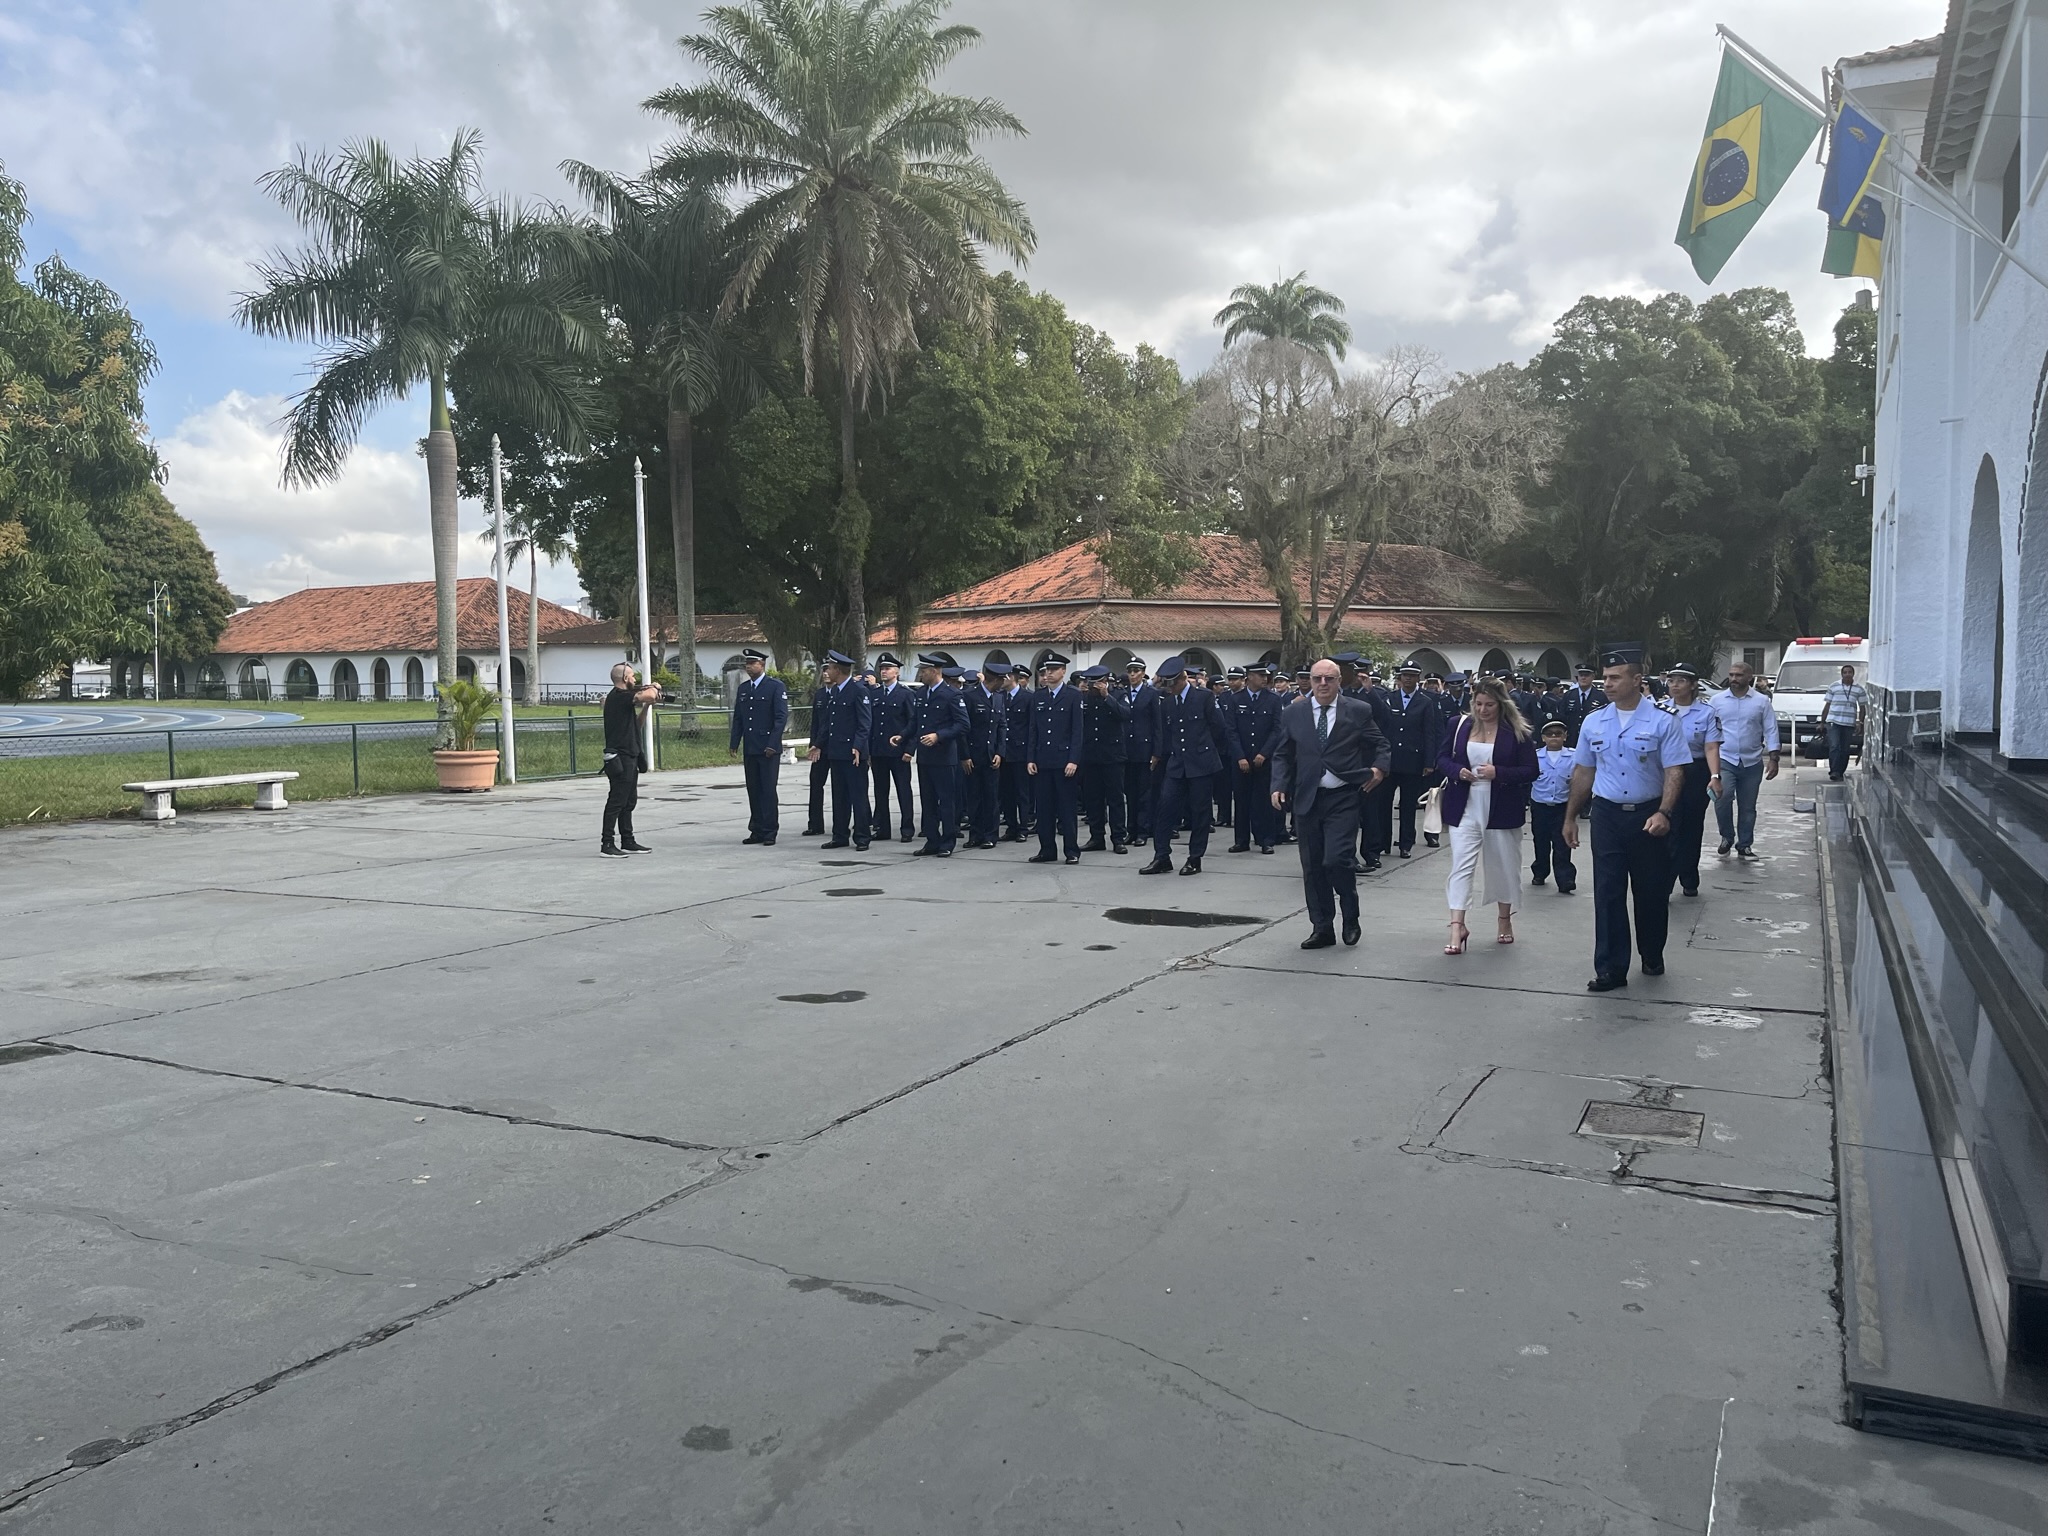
top-left (3, 1198), bottom-right (400, 1283)
top-left (1211, 959), bottom-right (1828, 1015)
top-left (1398, 1143), bottom-right (1834, 1216)
top-left (611, 1237), bottom-right (1690, 1531)
top-left (0, 1162), bottom-right (745, 1515)
top-left (22, 1043), bottom-right (732, 1153)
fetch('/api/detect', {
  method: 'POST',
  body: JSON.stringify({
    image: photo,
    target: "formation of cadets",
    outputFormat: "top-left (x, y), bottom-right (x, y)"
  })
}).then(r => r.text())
top-left (727, 645), bottom-right (1622, 873)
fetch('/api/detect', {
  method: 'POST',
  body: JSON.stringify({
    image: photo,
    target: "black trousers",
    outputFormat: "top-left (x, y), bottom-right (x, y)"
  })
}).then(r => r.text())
top-left (1123, 759), bottom-right (1154, 840)
top-left (826, 756), bottom-right (871, 844)
top-left (1153, 771), bottom-right (1212, 861)
top-left (1000, 759), bottom-right (1032, 835)
top-left (1591, 798), bottom-right (1672, 980)
top-left (1528, 800), bottom-right (1574, 890)
top-left (601, 757), bottom-right (639, 845)
top-left (1668, 759), bottom-right (1711, 895)
top-left (1232, 761), bottom-right (1273, 848)
top-left (1081, 761), bottom-right (1126, 845)
top-left (1033, 766), bottom-right (1080, 858)
top-left (1372, 770), bottom-right (1429, 853)
top-left (871, 753), bottom-right (913, 837)
top-left (805, 757), bottom-right (829, 832)
top-left (1213, 768), bottom-right (1234, 827)
top-left (743, 751), bottom-right (781, 840)
top-left (963, 761), bottom-right (999, 844)
top-left (917, 756), bottom-right (959, 852)
top-left (1295, 790), bottom-right (1361, 932)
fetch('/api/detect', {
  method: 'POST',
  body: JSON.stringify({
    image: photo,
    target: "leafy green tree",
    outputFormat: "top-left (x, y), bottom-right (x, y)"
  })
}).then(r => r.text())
top-left (94, 483), bottom-right (236, 687)
top-left (1213, 271), bottom-right (1352, 372)
top-left (1775, 299), bottom-right (1873, 635)
top-left (236, 131), bottom-right (602, 742)
top-left (0, 163), bottom-right (154, 695)
top-left (648, 0), bottom-right (1036, 655)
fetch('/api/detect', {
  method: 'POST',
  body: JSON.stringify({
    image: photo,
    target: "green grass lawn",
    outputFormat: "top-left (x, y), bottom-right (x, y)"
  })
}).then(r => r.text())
top-left (0, 708), bottom-right (775, 827)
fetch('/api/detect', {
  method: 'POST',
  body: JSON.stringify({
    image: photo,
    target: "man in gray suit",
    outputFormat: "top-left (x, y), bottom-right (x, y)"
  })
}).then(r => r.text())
top-left (1271, 658), bottom-right (1388, 950)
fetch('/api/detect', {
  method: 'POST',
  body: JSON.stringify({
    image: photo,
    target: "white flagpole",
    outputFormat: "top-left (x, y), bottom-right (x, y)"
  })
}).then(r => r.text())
top-left (491, 434), bottom-right (517, 784)
top-left (633, 456), bottom-right (655, 764)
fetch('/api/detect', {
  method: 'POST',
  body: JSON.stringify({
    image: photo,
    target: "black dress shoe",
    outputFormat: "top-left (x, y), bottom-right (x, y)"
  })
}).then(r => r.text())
top-left (1586, 974), bottom-right (1628, 993)
top-left (1398, 847), bottom-right (1412, 859)
top-left (1680, 885), bottom-right (1698, 897)
top-left (1342, 919), bottom-right (1361, 946)
top-left (913, 846), bottom-right (939, 857)
top-left (1028, 852), bottom-right (1058, 864)
top-left (1423, 833), bottom-right (1439, 848)
top-left (600, 844), bottom-right (629, 857)
top-left (1300, 928), bottom-right (1337, 950)
top-left (1531, 875), bottom-right (1545, 886)
top-left (1082, 839), bottom-right (1107, 853)
top-left (854, 841), bottom-right (871, 852)
top-left (935, 849), bottom-right (952, 857)
top-left (621, 840), bottom-right (653, 852)
top-left (1140, 858), bottom-right (1172, 874)
top-left (1179, 858), bottom-right (1202, 876)
top-left (803, 827), bottom-right (824, 837)
top-left (822, 839), bottom-right (851, 849)
top-left (742, 834), bottom-right (762, 845)
top-left (1259, 845), bottom-right (1274, 854)
top-left (901, 831), bottom-right (915, 843)
top-left (1555, 885), bottom-right (1573, 895)
top-left (1363, 857), bottom-right (1382, 872)
top-left (1227, 843), bottom-right (1250, 854)
top-left (1641, 960), bottom-right (1665, 976)
top-left (1113, 842), bottom-right (1128, 855)
top-left (1064, 853), bottom-right (1080, 864)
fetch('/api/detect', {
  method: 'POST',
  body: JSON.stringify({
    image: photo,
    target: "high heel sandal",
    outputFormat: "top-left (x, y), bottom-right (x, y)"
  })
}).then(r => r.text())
top-left (1497, 921), bottom-right (1515, 945)
top-left (1444, 922), bottom-right (1469, 955)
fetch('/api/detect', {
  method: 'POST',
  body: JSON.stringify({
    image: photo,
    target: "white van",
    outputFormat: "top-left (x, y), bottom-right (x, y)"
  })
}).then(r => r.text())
top-left (1770, 635), bottom-right (1870, 757)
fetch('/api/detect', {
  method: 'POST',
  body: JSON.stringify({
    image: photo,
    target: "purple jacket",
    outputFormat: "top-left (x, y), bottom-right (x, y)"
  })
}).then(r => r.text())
top-left (1435, 717), bottom-right (1540, 830)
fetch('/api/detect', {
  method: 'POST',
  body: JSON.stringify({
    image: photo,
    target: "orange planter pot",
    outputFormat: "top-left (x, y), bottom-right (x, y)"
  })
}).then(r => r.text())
top-left (432, 749), bottom-right (499, 792)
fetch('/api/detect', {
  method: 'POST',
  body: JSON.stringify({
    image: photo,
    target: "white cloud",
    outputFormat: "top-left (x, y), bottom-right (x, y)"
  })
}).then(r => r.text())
top-left (158, 392), bottom-right (582, 605)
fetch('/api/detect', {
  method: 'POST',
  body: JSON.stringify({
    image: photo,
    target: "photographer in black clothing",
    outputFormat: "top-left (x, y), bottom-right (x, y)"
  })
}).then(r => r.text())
top-left (601, 662), bottom-right (660, 856)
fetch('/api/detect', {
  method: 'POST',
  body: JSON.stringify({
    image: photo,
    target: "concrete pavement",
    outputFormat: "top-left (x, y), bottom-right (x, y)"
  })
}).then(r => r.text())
top-left (3, 767), bottom-right (2044, 1532)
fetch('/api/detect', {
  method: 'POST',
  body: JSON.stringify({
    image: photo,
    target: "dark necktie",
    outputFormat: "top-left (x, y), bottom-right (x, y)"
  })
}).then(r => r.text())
top-left (1317, 703), bottom-right (1330, 744)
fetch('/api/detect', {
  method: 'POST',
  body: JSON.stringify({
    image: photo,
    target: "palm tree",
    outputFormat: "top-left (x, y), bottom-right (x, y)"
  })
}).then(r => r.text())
top-left (236, 131), bottom-right (601, 744)
top-left (561, 164), bottom-right (759, 698)
top-left (1213, 272), bottom-right (1352, 373)
top-left (474, 512), bottom-right (569, 701)
top-left (647, 0), bottom-right (1035, 655)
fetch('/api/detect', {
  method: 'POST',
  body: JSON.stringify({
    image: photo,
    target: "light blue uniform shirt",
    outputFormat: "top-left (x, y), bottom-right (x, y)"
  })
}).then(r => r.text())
top-left (1705, 689), bottom-right (1780, 766)
top-left (1532, 746), bottom-right (1575, 805)
top-left (1573, 702), bottom-right (1691, 805)
top-left (1670, 698), bottom-right (1716, 760)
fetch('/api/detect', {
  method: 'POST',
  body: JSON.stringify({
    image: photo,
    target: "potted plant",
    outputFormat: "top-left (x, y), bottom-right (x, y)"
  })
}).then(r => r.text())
top-left (432, 677), bottom-right (500, 791)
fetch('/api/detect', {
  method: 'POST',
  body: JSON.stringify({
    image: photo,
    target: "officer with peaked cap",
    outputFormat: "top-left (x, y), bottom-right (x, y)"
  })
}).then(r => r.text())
top-left (728, 648), bottom-right (788, 846)
top-left (1077, 664), bottom-right (1131, 853)
top-left (1228, 660), bottom-right (1284, 853)
top-left (1661, 663), bottom-right (1717, 898)
top-left (1027, 652), bottom-right (1086, 863)
top-left (908, 654), bottom-right (969, 856)
top-left (1143, 655), bottom-right (1236, 876)
top-left (1371, 661), bottom-right (1443, 861)
top-left (1564, 647), bottom-right (1692, 991)
top-left (1564, 664), bottom-right (1601, 746)
top-left (1121, 658), bottom-right (1158, 846)
top-left (997, 663), bottom-right (1035, 840)
top-left (808, 650), bottom-right (873, 850)
top-left (868, 652), bottom-right (917, 842)
top-left (959, 660), bottom-right (1009, 848)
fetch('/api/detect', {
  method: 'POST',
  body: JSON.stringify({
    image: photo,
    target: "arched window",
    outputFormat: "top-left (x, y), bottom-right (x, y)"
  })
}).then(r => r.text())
top-left (196, 661), bottom-right (227, 699)
top-left (1536, 648), bottom-right (1570, 681)
top-left (1180, 647), bottom-right (1224, 678)
top-left (1098, 647), bottom-right (1133, 675)
top-left (1029, 647), bottom-right (1061, 677)
top-left (283, 659), bottom-right (318, 700)
top-left (1404, 648), bottom-right (1452, 678)
top-left (332, 659), bottom-right (360, 701)
top-left (237, 660), bottom-right (269, 701)
top-left (1257, 648), bottom-right (1282, 669)
top-left (509, 657), bottom-right (527, 698)
top-left (457, 656), bottom-right (478, 684)
top-left (404, 658), bottom-right (425, 701)
top-left (983, 649), bottom-right (1012, 671)
top-left (372, 658), bottom-right (391, 701)
top-left (1479, 648), bottom-right (1513, 677)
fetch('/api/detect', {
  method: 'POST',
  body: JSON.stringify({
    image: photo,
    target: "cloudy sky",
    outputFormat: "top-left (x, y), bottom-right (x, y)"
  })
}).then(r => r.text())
top-left (2, 0), bottom-right (1938, 606)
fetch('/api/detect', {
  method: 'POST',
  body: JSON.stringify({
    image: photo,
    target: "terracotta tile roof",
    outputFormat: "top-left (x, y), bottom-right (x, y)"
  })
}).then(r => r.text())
top-left (216, 580), bottom-right (589, 655)
top-left (546, 613), bottom-right (769, 648)
top-left (886, 537), bottom-right (1571, 650)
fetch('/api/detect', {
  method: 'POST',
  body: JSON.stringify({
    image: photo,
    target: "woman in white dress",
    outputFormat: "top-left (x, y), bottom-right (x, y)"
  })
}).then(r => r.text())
top-left (1437, 677), bottom-right (1539, 953)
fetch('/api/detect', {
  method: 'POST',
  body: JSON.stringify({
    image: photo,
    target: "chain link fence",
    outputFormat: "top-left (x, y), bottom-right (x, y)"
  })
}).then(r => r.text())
top-left (0, 705), bottom-right (814, 826)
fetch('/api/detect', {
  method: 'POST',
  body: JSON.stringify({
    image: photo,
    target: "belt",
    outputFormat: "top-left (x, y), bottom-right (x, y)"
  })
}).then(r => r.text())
top-left (1594, 795), bottom-right (1657, 812)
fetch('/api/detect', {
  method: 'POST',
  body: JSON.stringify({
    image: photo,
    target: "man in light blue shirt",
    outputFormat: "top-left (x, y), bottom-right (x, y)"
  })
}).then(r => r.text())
top-left (1706, 660), bottom-right (1779, 858)
top-left (1564, 652), bottom-right (1692, 991)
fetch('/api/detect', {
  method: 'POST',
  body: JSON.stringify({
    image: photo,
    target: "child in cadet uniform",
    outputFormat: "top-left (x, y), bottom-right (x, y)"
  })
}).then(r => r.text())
top-left (1529, 718), bottom-right (1576, 894)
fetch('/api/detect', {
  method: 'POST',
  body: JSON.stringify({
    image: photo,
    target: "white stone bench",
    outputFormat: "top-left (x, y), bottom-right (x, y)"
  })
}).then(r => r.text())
top-left (121, 772), bottom-right (299, 822)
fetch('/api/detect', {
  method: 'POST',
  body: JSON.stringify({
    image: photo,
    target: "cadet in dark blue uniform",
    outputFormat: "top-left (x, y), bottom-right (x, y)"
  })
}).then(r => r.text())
top-left (1228, 661), bottom-right (1283, 854)
top-left (1143, 655), bottom-right (1235, 876)
top-left (1077, 664), bottom-right (1130, 853)
top-left (1371, 662), bottom-right (1443, 860)
top-left (1661, 663), bottom-right (1717, 898)
top-left (728, 647), bottom-right (788, 846)
top-left (961, 661), bottom-right (1007, 848)
top-left (1564, 650), bottom-right (1692, 991)
top-left (1025, 652), bottom-right (1086, 864)
top-left (867, 652), bottom-right (917, 843)
top-left (807, 650), bottom-right (872, 850)
top-left (1562, 665), bottom-right (1601, 747)
top-left (907, 654), bottom-right (968, 856)
top-left (1121, 659), bottom-right (1158, 846)
top-left (1213, 668), bottom-right (1246, 828)
top-left (997, 663), bottom-right (1034, 840)
top-left (800, 670), bottom-right (832, 836)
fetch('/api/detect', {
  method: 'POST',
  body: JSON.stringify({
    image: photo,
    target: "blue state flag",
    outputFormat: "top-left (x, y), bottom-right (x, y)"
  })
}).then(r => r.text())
top-left (1819, 102), bottom-right (1888, 228)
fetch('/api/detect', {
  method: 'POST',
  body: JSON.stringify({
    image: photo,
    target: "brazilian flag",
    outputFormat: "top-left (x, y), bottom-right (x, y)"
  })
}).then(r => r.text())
top-left (1822, 194), bottom-right (1885, 279)
top-left (1675, 50), bottom-right (1823, 282)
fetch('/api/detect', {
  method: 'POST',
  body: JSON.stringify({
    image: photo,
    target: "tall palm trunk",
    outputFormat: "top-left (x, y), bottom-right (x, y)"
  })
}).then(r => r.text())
top-left (525, 542), bottom-right (540, 703)
top-left (837, 330), bottom-right (870, 660)
top-left (426, 368), bottom-right (460, 747)
top-left (668, 406), bottom-right (697, 703)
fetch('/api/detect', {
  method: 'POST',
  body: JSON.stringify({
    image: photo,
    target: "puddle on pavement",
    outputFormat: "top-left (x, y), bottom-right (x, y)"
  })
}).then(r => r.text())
top-left (823, 888), bottom-right (884, 896)
top-left (778, 990), bottom-right (867, 1004)
top-left (0, 1043), bottom-right (65, 1067)
top-left (1104, 907), bottom-right (1261, 928)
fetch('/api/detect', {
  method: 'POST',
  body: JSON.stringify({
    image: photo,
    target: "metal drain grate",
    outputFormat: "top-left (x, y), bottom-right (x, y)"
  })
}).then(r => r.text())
top-left (1576, 1101), bottom-right (1705, 1146)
